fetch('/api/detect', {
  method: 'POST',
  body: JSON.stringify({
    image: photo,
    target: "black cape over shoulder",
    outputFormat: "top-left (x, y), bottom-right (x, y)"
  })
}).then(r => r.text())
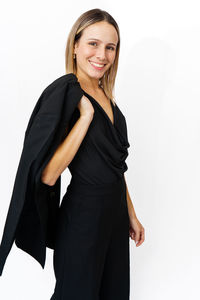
top-left (0, 73), bottom-right (84, 276)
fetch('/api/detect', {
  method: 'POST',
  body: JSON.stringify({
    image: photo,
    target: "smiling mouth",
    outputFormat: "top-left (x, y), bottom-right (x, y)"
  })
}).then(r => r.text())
top-left (89, 60), bottom-right (106, 69)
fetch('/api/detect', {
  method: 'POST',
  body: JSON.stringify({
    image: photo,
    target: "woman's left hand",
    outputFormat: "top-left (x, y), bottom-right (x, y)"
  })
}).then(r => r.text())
top-left (129, 216), bottom-right (145, 247)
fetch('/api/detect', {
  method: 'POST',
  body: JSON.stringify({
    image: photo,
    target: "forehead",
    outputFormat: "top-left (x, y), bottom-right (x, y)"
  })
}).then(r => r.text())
top-left (81, 21), bottom-right (118, 44)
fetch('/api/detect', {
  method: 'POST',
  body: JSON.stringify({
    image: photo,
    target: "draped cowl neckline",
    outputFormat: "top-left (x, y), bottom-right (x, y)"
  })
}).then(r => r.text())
top-left (82, 90), bottom-right (115, 127)
top-left (81, 90), bottom-right (130, 176)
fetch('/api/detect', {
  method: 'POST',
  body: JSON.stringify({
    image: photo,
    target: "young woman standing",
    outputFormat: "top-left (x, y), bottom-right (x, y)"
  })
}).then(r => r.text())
top-left (42, 8), bottom-right (145, 300)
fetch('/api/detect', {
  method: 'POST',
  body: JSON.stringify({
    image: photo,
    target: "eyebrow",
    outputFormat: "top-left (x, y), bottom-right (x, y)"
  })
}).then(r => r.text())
top-left (86, 38), bottom-right (117, 47)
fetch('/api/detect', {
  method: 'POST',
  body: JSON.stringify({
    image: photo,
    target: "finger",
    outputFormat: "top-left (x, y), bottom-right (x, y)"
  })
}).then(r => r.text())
top-left (135, 232), bottom-right (140, 245)
top-left (129, 229), bottom-right (134, 239)
top-left (136, 230), bottom-right (145, 246)
top-left (129, 229), bottom-right (135, 240)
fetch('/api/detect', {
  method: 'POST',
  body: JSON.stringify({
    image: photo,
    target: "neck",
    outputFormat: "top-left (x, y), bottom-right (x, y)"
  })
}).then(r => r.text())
top-left (76, 71), bottom-right (101, 92)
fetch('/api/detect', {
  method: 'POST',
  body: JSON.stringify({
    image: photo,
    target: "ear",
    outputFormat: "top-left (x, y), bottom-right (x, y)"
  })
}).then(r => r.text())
top-left (74, 40), bottom-right (80, 54)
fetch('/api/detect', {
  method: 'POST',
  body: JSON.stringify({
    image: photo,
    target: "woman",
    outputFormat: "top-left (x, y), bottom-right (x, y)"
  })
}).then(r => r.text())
top-left (44, 8), bottom-right (145, 300)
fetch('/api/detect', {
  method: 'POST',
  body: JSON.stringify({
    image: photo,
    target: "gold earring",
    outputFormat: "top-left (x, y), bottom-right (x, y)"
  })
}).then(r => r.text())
top-left (73, 53), bottom-right (76, 59)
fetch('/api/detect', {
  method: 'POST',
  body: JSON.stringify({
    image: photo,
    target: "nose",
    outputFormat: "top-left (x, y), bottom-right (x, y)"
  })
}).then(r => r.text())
top-left (95, 45), bottom-right (106, 61)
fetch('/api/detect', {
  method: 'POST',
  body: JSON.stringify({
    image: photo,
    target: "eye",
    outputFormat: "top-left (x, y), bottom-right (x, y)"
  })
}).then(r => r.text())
top-left (89, 42), bottom-right (97, 46)
top-left (107, 46), bottom-right (115, 51)
top-left (88, 42), bottom-right (115, 51)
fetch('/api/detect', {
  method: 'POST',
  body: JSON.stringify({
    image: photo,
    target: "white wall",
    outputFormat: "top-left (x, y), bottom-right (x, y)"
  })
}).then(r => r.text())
top-left (0, 0), bottom-right (199, 299)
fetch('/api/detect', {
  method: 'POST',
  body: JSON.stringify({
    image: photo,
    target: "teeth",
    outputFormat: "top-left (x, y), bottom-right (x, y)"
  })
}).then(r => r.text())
top-left (90, 61), bottom-right (105, 67)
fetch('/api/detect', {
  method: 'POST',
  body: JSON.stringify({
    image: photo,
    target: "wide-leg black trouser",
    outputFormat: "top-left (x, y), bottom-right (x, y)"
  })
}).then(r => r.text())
top-left (50, 176), bottom-right (130, 300)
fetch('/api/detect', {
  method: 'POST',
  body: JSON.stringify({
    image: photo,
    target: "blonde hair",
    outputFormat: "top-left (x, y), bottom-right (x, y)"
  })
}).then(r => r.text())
top-left (65, 8), bottom-right (120, 105)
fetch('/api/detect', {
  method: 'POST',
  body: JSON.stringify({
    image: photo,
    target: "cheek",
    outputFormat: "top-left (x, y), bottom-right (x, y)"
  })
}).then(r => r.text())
top-left (81, 47), bottom-right (94, 59)
top-left (108, 52), bottom-right (116, 64)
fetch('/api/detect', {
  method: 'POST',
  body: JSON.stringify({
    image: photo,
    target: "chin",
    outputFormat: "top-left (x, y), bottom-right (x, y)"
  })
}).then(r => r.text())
top-left (87, 70), bottom-right (104, 80)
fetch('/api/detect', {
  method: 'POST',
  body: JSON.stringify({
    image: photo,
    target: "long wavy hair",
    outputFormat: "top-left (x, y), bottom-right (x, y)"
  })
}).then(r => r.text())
top-left (65, 8), bottom-right (120, 104)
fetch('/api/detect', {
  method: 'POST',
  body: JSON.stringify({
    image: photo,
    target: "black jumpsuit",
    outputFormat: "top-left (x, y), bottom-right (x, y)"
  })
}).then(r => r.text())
top-left (50, 90), bottom-right (130, 300)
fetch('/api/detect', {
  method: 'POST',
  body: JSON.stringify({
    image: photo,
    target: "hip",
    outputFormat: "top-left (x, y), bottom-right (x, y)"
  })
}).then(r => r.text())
top-left (59, 175), bottom-right (128, 235)
top-left (60, 175), bottom-right (127, 217)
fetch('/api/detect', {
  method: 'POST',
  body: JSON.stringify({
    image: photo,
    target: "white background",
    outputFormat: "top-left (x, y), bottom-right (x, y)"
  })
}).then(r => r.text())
top-left (0, 1), bottom-right (200, 299)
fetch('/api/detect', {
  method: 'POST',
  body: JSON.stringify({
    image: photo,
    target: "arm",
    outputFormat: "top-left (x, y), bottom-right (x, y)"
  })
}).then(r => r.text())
top-left (123, 174), bottom-right (137, 220)
top-left (124, 174), bottom-right (145, 246)
top-left (41, 113), bottom-right (93, 186)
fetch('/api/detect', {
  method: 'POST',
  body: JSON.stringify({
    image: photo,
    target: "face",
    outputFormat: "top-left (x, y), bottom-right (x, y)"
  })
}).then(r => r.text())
top-left (74, 21), bottom-right (118, 82)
